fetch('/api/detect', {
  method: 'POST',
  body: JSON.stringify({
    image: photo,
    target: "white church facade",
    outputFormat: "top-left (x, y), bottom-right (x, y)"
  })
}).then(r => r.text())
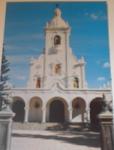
top-left (10, 8), bottom-right (112, 126)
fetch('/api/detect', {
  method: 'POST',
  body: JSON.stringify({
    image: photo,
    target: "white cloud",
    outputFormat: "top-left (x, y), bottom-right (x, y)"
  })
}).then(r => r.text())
top-left (97, 76), bottom-right (105, 81)
top-left (103, 62), bottom-right (110, 68)
top-left (99, 80), bottom-right (111, 89)
top-left (90, 14), bottom-right (98, 20)
top-left (84, 12), bottom-right (107, 21)
top-left (106, 81), bottom-right (111, 88)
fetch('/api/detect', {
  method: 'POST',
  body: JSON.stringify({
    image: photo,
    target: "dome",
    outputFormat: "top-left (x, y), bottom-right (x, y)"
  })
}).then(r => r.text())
top-left (46, 8), bottom-right (69, 29)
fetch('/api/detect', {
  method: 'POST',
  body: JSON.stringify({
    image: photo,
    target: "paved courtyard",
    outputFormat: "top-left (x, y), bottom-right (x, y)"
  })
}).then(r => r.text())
top-left (11, 129), bottom-right (101, 150)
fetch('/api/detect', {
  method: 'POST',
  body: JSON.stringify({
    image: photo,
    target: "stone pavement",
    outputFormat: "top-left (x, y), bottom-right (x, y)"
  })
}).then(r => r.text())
top-left (11, 129), bottom-right (101, 150)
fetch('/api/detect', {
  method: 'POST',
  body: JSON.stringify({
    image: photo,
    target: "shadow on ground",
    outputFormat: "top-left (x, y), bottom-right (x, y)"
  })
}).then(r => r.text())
top-left (12, 123), bottom-right (101, 148)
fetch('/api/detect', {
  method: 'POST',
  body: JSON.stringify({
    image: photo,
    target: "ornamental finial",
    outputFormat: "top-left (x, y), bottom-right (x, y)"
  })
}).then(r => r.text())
top-left (54, 4), bottom-right (61, 17)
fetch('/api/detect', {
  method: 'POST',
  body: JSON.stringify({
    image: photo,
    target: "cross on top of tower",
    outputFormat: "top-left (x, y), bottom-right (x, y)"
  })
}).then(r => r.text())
top-left (56, 4), bottom-right (59, 9)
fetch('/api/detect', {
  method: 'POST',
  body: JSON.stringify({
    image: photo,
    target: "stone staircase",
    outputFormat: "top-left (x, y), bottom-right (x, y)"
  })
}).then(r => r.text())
top-left (12, 122), bottom-right (84, 131)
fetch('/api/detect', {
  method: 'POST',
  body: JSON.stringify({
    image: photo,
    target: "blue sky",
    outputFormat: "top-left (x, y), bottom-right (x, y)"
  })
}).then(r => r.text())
top-left (4, 2), bottom-right (111, 88)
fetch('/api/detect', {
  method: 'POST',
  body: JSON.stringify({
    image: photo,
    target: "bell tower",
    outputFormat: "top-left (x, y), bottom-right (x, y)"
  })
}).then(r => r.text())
top-left (45, 7), bottom-right (70, 53)
top-left (43, 7), bottom-right (71, 87)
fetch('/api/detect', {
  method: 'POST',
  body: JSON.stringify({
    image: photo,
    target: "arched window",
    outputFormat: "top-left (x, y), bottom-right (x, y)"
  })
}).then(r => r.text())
top-left (73, 77), bottom-right (79, 88)
top-left (36, 77), bottom-right (41, 88)
top-left (54, 35), bottom-right (61, 45)
top-left (55, 64), bottom-right (61, 75)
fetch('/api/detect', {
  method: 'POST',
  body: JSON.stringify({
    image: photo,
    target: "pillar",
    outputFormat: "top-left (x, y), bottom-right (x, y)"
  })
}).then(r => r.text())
top-left (42, 105), bottom-right (46, 123)
top-left (98, 111), bottom-right (113, 150)
top-left (68, 105), bottom-right (72, 122)
top-left (98, 94), bottom-right (113, 150)
top-left (85, 108), bottom-right (90, 123)
top-left (0, 108), bottom-right (14, 150)
top-left (24, 103), bottom-right (29, 122)
top-left (85, 103), bottom-right (90, 123)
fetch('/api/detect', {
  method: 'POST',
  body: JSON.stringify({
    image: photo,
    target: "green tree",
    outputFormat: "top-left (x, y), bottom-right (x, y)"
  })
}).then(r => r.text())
top-left (0, 45), bottom-right (10, 111)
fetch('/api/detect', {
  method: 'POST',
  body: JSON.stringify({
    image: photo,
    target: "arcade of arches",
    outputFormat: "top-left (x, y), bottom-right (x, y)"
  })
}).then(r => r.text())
top-left (11, 96), bottom-right (105, 127)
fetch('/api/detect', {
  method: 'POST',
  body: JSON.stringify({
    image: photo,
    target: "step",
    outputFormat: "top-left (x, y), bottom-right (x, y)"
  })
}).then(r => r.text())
top-left (12, 122), bottom-right (84, 131)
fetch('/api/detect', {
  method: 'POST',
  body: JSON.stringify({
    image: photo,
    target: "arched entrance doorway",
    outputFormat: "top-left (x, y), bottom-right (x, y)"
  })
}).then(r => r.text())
top-left (72, 97), bottom-right (86, 123)
top-left (12, 97), bottom-right (25, 122)
top-left (29, 97), bottom-right (42, 122)
top-left (90, 97), bottom-right (104, 129)
top-left (50, 100), bottom-right (65, 122)
top-left (47, 97), bottom-right (68, 122)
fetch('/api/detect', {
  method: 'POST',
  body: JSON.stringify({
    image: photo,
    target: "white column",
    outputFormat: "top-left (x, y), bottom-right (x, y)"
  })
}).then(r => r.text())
top-left (87, 108), bottom-right (90, 123)
top-left (42, 106), bottom-right (46, 123)
top-left (85, 105), bottom-right (90, 123)
top-left (24, 103), bottom-right (29, 122)
top-left (68, 106), bottom-right (72, 122)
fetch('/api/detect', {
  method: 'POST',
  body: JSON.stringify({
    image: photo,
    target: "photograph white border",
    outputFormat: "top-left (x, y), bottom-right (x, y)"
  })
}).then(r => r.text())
top-left (0, 0), bottom-right (114, 115)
